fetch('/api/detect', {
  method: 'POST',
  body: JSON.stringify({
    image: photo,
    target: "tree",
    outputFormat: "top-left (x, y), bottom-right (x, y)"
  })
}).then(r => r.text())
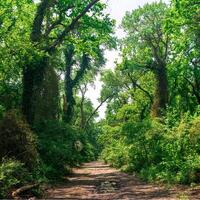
top-left (0, 0), bottom-right (34, 112)
top-left (165, 0), bottom-right (200, 112)
top-left (121, 2), bottom-right (170, 117)
top-left (100, 66), bottom-right (154, 124)
top-left (61, 11), bottom-right (115, 123)
top-left (22, 0), bottom-right (102, 124)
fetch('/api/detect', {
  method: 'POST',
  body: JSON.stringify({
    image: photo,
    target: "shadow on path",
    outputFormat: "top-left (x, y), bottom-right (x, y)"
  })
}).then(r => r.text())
top-left (47, 161), bottom-right (200, 200)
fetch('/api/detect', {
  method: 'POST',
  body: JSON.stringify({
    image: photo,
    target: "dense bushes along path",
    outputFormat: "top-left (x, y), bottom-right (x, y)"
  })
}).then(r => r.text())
top-left (47, 161), bottom-right (200, 200)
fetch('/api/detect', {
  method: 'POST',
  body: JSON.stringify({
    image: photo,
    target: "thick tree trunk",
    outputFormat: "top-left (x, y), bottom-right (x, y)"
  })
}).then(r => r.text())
top-left (63, 46), bottom-right (75, 123)
top-left (22, 0), bottom-right (49, 124)
top-left (22, 0), bottom-right (98, 124)
top-left (22, 59), bottom-right (46, 124)
top-left (22, 57), bottom-right (59, 124)
top-left (63, 48), bottom-right (89, 123)
top-left (151, 65), bottom-right (168, 117)
top-left (34, 65), bottom-right (59, 123)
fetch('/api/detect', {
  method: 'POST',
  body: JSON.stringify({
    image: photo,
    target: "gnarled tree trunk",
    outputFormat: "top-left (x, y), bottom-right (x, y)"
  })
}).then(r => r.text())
top-left (63, 46), bottom-right (90, 123)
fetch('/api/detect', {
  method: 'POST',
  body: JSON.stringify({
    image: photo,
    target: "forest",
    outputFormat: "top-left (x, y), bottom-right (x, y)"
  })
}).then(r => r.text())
top-left (0, 0), bottom-right (199, 199)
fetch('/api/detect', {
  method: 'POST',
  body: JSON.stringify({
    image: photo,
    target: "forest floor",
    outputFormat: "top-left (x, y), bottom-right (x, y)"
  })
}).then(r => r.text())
top-left (47, 161), bottom-right (200, 200)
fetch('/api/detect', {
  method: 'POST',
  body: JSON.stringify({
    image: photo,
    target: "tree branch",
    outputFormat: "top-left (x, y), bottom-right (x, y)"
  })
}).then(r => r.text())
top-left (84, 93), bottom-right (115, 129)
top-left (127, 72), bottom-right (153, 103)
top-left (72, 54), bottom-right (90, 87)
top-left (184, 76), bottom-right (200, 104)
top-left (31, 0), bottom-right (52, 42)
top-left (47, 0), bottom-right (100, 51)
top-left (12, 184), bottom-right (39, 199)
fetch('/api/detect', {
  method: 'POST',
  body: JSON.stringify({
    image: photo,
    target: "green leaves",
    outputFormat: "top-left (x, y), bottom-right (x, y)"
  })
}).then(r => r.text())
top-left (98, 0), bottom-right (200, 186)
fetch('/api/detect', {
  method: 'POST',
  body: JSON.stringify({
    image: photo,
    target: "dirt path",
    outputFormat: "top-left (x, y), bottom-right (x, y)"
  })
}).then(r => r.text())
top-left (47, 161), bottom-right (200, 200)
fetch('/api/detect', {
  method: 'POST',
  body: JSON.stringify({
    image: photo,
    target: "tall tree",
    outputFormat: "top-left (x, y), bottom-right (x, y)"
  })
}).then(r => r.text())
top-left (22, 0), bottom-right (101, 124)
top-left (121, 2), bottom-right (170, 117)
top-left (61, 11), bottom-right (115, 123)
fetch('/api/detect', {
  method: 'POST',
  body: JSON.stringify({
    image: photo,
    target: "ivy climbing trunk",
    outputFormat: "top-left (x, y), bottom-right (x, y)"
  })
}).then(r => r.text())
top-left (22, 66), bottom-right (34, 124)
top-left (151, 65), bottom-right (168, 117)
top-left (34, 64), bottom-right (59, 123)
top-left (22, 0), bottom-right (99, 124)
top-left (22, 56), bottom-right (59, 124)
top-left (22, 0), bottom-right (50, 124)
top-left (63, 45), bottom-right (75, 123)
top-left (63, 81), bottom-right (75, 123)
top-left (63, 46), bottom-right (90, 123)
top-left (22, 58), bottom-right (47, 124)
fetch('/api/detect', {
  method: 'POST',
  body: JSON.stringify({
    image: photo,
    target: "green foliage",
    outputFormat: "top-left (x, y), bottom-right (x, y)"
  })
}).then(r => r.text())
top-left (165, 0), bottom-right (200, 111)
top-left (0, 0), bottom-right (113, 198)
top-left (99, 112), bottom-right (200, 184)
top-left (0, 0), bottom-right (35, 112)
top-left (0, 0), bottom-right (199, 198)
top-left (35, 121), bottom-right (95, 179)
top-left (99, 0), bottom-right (200, 186)
top-left (0, 110), bottom-right (38, 169)
top-left (0, 0), bottom-right (115, 196)
top-left (0, 158), bottom-right (30, 198)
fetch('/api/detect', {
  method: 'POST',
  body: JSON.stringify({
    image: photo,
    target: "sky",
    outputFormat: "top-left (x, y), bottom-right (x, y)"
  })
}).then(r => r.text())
top-left (86, 0), bottom-right (169, 119)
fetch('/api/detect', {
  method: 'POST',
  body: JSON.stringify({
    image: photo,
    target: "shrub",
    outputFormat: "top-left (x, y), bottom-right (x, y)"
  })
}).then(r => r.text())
top-left (0, 110), bottom-right (38, 169)
top-left (99, 113), bottom-right (200, 184)
top-left (35, 120), bottom-right (94, 179)
top-left (101, 141), bottom-right (129, 168)
top-left (0, 158), bottom-right (29, 198)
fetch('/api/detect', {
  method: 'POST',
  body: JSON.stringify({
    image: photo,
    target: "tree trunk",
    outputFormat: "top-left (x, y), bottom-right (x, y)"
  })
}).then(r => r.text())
top-left (34, 65), bottom-right (59, 123)
top-left (80, 93), bottom-right (85, 128)
top-left (22, 57), bottom-right (59, 124)
top-left (63, 46), bottom-right (75, 123)
top-left (63, 81), bottom-right (75, 123)
top-left (151, 65), bottom-right (168, 117)
top-left (22, 0), bottom-right (49, 124)
top-left (22, 58), bottom-right (46, 124)
top-left (22, 0), bottom-right (98, 124)
top-left (22, 66), bottom-right (34, 124)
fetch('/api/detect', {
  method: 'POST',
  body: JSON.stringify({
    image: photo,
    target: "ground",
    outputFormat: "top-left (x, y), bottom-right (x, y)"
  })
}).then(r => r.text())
top-left (47, 161), bottom-right (200, 200)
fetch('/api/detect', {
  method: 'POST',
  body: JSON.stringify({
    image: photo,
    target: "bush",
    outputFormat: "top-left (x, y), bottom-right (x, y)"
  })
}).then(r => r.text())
top-left (0, 110), bottom-right (38, 169)
top-left (35, 120), bottom-right (95, 179)
top-left (101, 141), bottom-right (129, 168)
top-left (99, 113), bottom-right (200, 184)
top-left (0, 158), bottom-right (30, 198)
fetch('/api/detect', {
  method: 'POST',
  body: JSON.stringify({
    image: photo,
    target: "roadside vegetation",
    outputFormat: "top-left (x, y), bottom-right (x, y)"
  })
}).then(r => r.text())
top-left (0, 0), bottom-right (199, 198)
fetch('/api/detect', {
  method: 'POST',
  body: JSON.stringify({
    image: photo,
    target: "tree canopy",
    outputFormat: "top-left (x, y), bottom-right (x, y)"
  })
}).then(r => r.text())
top-left (0, 0), bottom-right (200, 198)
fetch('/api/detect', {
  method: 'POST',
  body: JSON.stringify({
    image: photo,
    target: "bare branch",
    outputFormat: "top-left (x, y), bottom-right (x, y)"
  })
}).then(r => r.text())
top-left (127, 72), bottom-right (153, 103)
top-left (84, 93), bottom-right (115, 128)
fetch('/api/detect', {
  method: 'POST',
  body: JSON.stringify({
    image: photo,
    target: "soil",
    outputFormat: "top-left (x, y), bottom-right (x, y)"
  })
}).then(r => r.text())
top-left (47, 161), bottom-right (200, 200)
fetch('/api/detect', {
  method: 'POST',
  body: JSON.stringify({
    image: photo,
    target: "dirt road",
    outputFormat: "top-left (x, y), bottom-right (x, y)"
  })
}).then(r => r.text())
top-left (47, 161), bottom-right (200, 200)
